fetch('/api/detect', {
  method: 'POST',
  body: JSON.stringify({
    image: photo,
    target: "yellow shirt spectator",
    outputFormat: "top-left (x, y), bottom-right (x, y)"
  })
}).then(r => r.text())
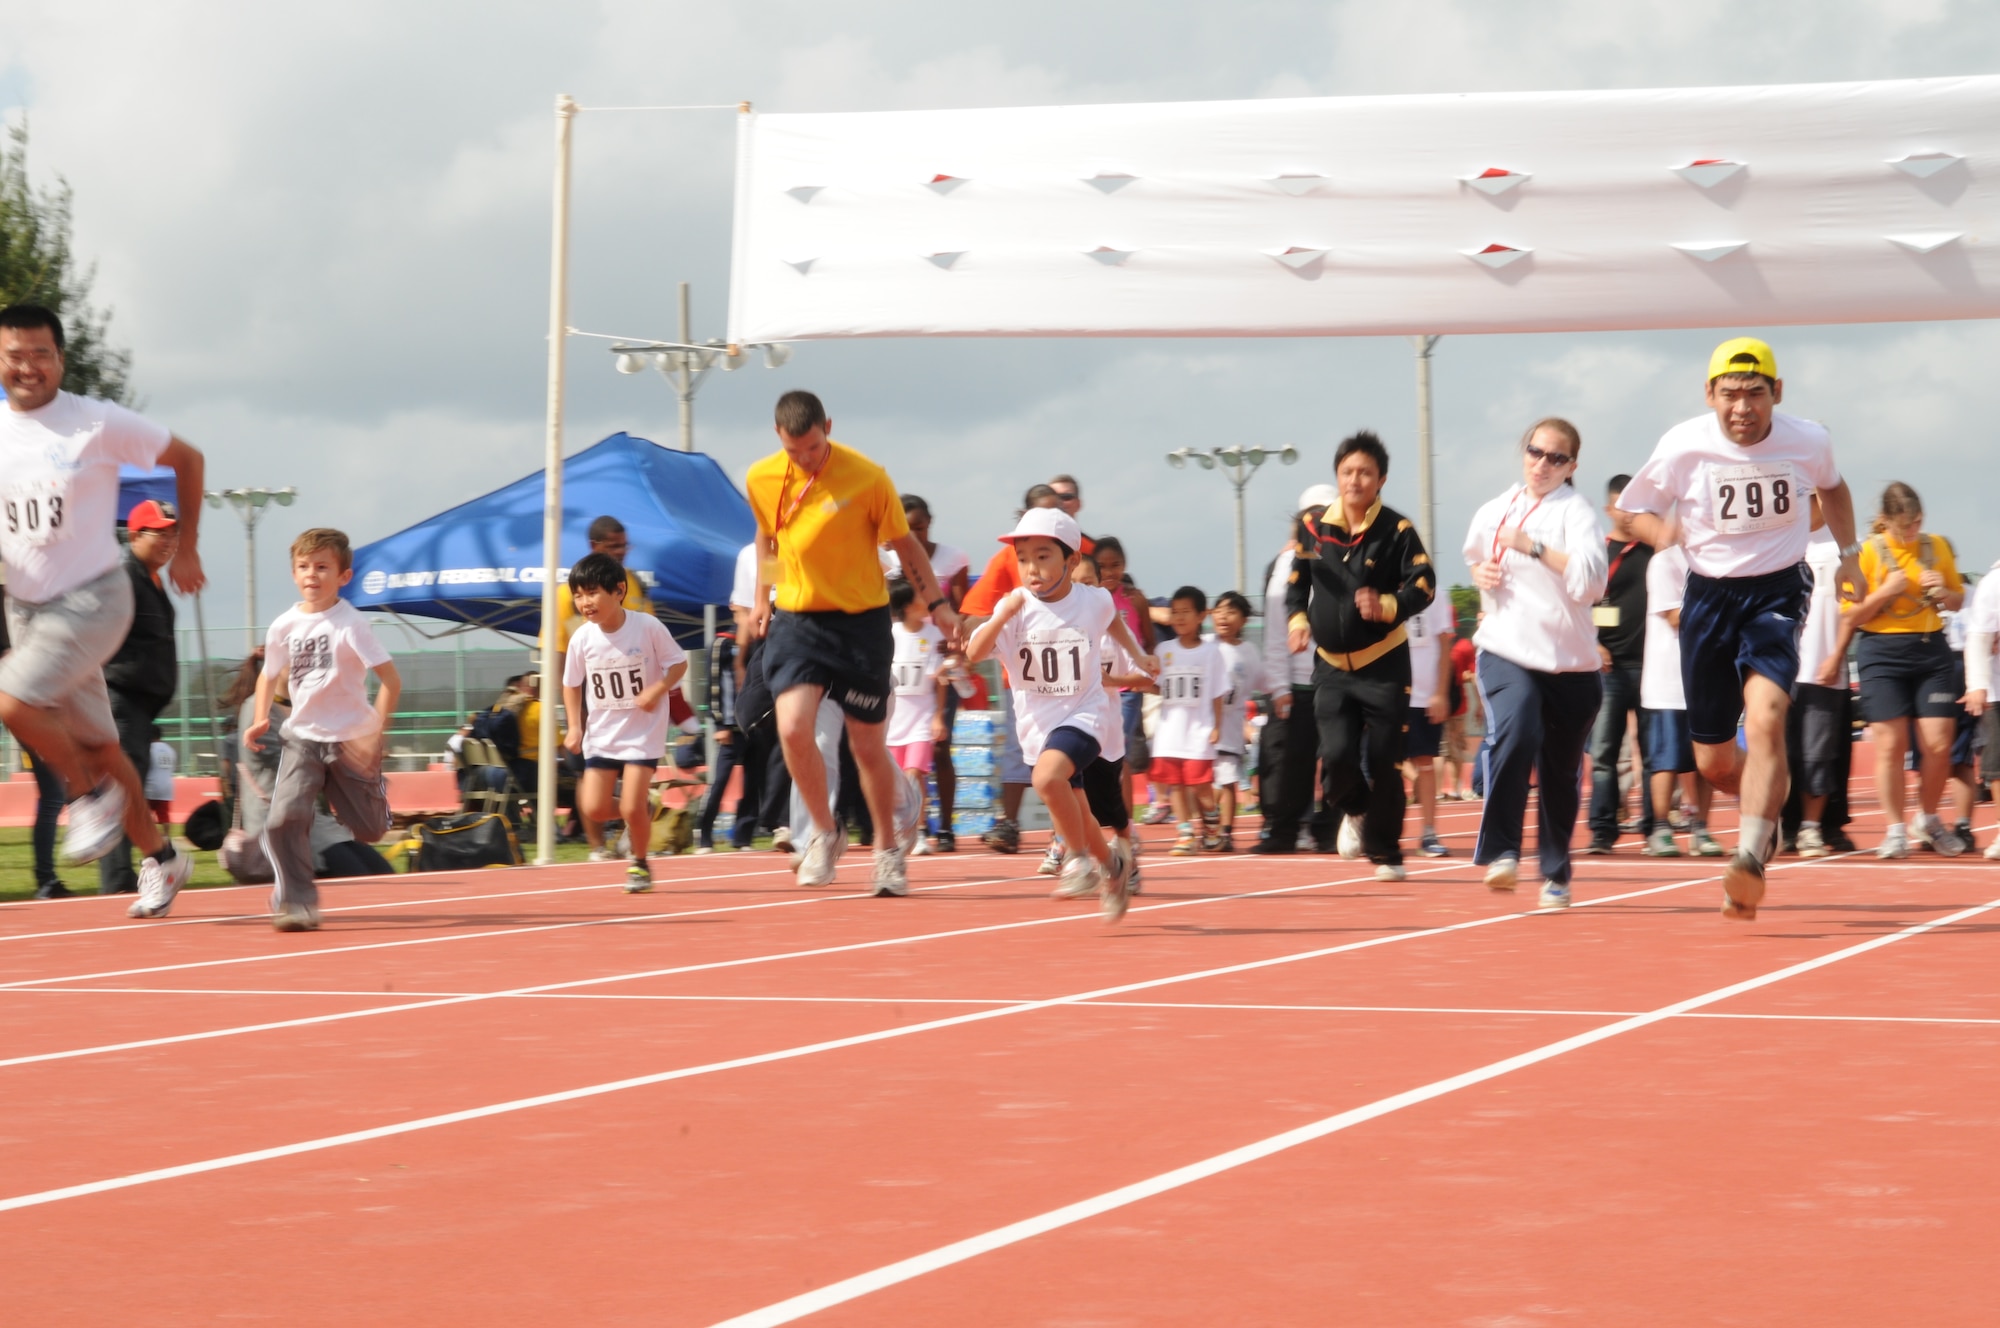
top-left (1857, 531), bottom-right (1962, 635)
top-left (745, 441), bottom-right (909, 614)
top-left (552, 579), bottom-right (654, 652)
top-left (516, 697), bottom-right (542, 762)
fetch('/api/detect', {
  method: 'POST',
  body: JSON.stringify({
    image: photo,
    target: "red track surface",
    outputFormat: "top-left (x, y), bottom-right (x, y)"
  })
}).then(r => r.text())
top-left (3, 785), bottom-right (1997, 1326)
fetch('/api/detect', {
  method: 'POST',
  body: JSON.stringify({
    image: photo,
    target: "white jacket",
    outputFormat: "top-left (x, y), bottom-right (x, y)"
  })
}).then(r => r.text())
top-left (1463, 482), bottom-right (1609, 674)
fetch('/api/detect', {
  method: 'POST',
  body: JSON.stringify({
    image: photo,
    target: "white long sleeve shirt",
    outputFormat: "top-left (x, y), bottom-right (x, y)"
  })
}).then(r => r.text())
top-left (1262, 547), bottom-right (1315, 689)
top-left (1462, 482), bottom-right (1608, 674)
top-left (1965, 561), bottom-right (2000, 698)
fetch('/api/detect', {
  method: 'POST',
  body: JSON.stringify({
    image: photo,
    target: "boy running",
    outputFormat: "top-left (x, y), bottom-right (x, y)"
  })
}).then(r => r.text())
top-left (968, 508), bottom-right (1156, 921)
top-left (0, 303), bottom-right (208, 918)
top-left (1404, 589), bottom-right (1458, 858)
top-left (1618, 337), bottom-right (1859, 919)
top-left (244, 529), bottom-right (400, 932)
top-left (1208, 591), bottom-right (1268, 853)
top-left (1153, 588), bottom-right (1228, 854)
top-left (886, 579), bottom-right (950, 854)
top-left (561, 553), bottom-right (688, 893)
top-left (1638, 541), bottom-right (1722, 857)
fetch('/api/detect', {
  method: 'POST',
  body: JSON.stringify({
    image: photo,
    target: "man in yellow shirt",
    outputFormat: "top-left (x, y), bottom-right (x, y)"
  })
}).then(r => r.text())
top-left (746, 390), bottom-right (959, 896)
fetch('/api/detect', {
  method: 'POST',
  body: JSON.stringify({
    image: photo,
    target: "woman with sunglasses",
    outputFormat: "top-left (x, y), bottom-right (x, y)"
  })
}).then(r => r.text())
top-left (1461, 418), bottom-right (1610, 909)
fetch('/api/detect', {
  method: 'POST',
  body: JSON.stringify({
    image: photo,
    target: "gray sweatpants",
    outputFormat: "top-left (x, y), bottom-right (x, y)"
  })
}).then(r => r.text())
top-left (264, 735), bottom-right (390, 913)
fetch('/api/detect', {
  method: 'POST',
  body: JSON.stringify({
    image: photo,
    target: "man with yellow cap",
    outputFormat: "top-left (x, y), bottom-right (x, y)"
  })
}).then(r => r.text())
top-left (1617, 338), bottom-right (1859, 920)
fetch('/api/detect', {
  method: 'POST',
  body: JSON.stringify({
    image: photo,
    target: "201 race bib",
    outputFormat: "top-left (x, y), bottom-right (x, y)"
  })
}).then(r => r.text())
top-left (1015, 627), bottom-right (1089, 697)
top-left (1708, 462), bottom-right (1798, 536)
top-left (3, 476), bottom-right (73, 549)
top-left (586, 652), bottom-right (647, 711)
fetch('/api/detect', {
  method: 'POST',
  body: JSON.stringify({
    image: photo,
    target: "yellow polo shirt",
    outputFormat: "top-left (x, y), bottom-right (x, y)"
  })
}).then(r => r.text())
top-left (1858, 533), bottom-right (1961, 635)
top-left (552, 579), bottom-right (655, 652)
top-left (745, 441), bottom-right (908, 614)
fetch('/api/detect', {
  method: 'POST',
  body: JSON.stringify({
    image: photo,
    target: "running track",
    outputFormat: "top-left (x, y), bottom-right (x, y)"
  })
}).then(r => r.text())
top-left (3, 786), bottom-right (1996, 1325)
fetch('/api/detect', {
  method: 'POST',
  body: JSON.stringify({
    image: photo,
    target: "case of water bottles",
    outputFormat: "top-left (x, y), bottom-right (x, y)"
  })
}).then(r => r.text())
top-left (950, 709), bottom-right (1006, 837)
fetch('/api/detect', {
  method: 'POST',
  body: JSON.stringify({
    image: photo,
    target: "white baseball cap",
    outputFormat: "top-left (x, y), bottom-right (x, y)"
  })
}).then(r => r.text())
top-left (1296, 483), bottom-right (1339, 512)
top-left (999, 506), bottom-right (1084, 550)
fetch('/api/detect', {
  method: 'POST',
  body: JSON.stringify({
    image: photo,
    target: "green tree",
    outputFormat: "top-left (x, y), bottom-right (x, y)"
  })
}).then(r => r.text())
top-left (1449, 583), bottom-right (1479, 636)
top-left (0, 122), bottom-right (133, 403)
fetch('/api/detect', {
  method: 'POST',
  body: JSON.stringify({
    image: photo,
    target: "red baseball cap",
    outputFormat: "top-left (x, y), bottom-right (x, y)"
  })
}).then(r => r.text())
top-left (127, 499), bottom-right (180, 531)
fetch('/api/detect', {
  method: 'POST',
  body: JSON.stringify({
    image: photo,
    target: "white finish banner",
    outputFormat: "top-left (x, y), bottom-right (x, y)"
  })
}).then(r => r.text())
top-left (727, 76), bottom-right (2000, 342)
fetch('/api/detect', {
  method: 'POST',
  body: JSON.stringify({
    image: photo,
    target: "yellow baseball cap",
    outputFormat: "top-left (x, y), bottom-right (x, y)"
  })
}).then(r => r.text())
top-left (1708, 336), bottom-right (1777, 381)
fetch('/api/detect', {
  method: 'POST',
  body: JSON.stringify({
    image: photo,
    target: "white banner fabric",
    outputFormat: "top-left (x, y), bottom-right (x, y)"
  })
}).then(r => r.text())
top-left (727, 76), bottom-right (2000, 343)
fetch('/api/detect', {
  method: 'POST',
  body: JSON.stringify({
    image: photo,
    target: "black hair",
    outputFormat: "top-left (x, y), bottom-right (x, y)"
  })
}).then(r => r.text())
top-left (1607, 473), bottom-right (1632, 497)
top-left (1333, 429), bottom-right (1390, 480)
top-left (0, 303), bottom-right (64, 351)
top-left (900, 493), bottom-right (930, 516)
top-left (774, 389), bottom-right (827, 435)
top-left (1091, 535), bottom-right (1125, 561)
top-left (587, 515), bottom-right (627, 543)
top-left (889, 579), bottom-right (918, 613)
top-left (568, 551), bottom-right (629, 596)
top-left (1215, 590), bottom-right (1252, 616)
top-left (1171, 585), bottom-right (1208, 613)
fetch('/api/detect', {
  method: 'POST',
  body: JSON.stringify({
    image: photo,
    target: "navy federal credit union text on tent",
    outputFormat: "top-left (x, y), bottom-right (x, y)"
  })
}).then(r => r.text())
top-left (343, 433), bottom-right (754, 642)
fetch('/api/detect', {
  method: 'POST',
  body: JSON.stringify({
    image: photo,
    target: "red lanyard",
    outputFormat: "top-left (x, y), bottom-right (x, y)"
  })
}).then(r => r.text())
top-left (773, 459), bottom-right (824, 533)
top-left (1492, 489), bottom-right (1546, 563)
top-left (1606, 540), bottom-right (1639, 584)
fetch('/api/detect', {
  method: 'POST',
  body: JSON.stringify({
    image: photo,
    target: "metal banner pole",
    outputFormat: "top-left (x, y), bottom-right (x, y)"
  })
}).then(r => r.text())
top-left (535, 93), bottom-right (577, 866)
top-left (1413, 335), bottom-right (1441, 558)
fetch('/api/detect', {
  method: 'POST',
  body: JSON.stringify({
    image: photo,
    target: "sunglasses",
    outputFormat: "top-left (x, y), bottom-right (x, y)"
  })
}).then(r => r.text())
top-left (1524, 441), bottom-right (1575, 467)
top-left (1051, 490), bottom-right (1079, 502)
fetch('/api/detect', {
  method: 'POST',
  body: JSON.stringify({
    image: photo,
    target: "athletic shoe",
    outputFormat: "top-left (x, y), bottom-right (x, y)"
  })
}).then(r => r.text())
top-left (1795, 826), bottom-right (1829, 859)
top-left (1373, 862), bottom-right (1406, 882)
top-left (1721, 850), bottom-right (1764, 920)
top-left (1056, 851), bottom-right (1102, 901)
top-left (796, 828), bottom-right (844, 887)
top-left (771, 826), bottom-right (793, 853)
top-left (893, 778), bottom-right (923, 855)
top-left (871, 845), bottom-right (909, 897)
top-left (1919, 814), bottom-right (1967, 858)
top-left (982, 818), bottom-right (1020, 854)
top-left (1483, 855), bottom-right (1519, 892)
top-left (911, 837), bottom-right (934, 857)
top-left (1337, 816), bottom-right (1363, 860)
top-left (692, 844), bottom-right (716, 856)
top-left (1038, 842), bottom-right (1066, 876)
top-left (1877, 827), bottom-right (1909, 860)
top-left (1419, 828), bottom-right (1448, 858)
top-left (1201, 832), bottom-right (1224, 852)
top-left (587, 847), bottom-right (613, 863)
top-left (1104, 838), bottom-right (1133, 901)
top-left (624, 860), bottom-right (653, 893)
top-left (935, 829), bottom-right (957, 854)
top-left (1537, 880), bottom-right (1571, 909)
top-left (1642, 827), bottom-right (1681, 857)
top-left (1824, 831), bottom-right (1859, 854)
top-left (1126, 844), bottom-right (1144, 895)
top-left (271, 904), bottom-right (320, 933)
top-left (1248, 837), bottom-right (1297, 856)
top-left (1143, 802), bottom-right (1174, 825)
top-left (34, 880), bottom-right (73, 900)
top-left (1985, 839), bottom-right (2000, 862)
top-left (127, 851), bottom-right (193, 919)
top-left (1691, 830), bottom-right (1726, 858)
top-left (1169, 832), bottom-right (1197, 856)
top-left (1098, 853), bottom-right (1129, 924)
top-left (60, 781), bottom-right (128, 865)
top-left (1584, 838), bottom-right (1615, 856)
top-left (1216, 829), bottom-right (1235, 853)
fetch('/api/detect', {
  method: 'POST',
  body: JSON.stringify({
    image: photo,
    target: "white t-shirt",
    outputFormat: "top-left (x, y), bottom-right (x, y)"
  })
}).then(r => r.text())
top-left (882, 541), bottom-right (970, 589)
top-left (1262, 547), bottom-right (1315, 689)
top-left (1405, 595), bottom-right (1458, 711)
top-left (1095, 632), bottom-right (1131, 764)
top-left (1618, 411), bottom-right (1842, 580)
top-left (1794, 535), bottom-right (1846, 687)
top-left (561, 610), bottom-right (688, 762)
top-left (992, 584), bottom-right (1115, 765)
top-left (264, 600), bottom-right (394, 744)
top-left (729, 542), bottom-right (760, 611)
top-left (1210, 636), bottom-right (1269, 756)
top-left (0, 392), bottom-right (172, 602)
top-left (145, 740), bottom-right (178, 801)
top-left (1463, 482), bottom-right (1609, 674)
top-left (1964, 562), bottom-right (2000, 697)
top-left (886, 621), bottom-right (946, 747)
top-left (1151, 636), bottom-right (1229, 761)
top-left (1641, 543), bottom-right (1690, 711)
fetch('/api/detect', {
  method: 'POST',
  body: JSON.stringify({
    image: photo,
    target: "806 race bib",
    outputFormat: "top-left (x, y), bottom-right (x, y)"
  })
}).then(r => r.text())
top-left (1708, 462), bottom-right (1798, 536)
top-left (1158, 668), bottom-right (1207, 708)
top-left (1015, 627), bottom-right (1089, 697)
top-left (3, 477), bottom-right (72, 549)
top-left (586, 652), bottom-right (647, 711)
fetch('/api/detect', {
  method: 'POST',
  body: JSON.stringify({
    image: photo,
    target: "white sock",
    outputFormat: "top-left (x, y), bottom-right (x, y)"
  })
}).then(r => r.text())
top-left (1886, 821), bottom-right (1906, 836)
top-left (1738, 815), bottom-right (1773, 859)
top-left (1802, 820), bottom-right (1820, 832)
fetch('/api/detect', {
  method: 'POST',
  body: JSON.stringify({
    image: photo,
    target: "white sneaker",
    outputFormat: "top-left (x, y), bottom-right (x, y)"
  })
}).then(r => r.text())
top-left (61, 781), bottom-right (129, 865)
top-left (796, 827), bottom-right (844, 887)
top-left (587, 847), bottom-right (613, 863)
top-left (771, 826), bottom-right (793, 852)
top-left (127, 850), bottom-right (193, 919)
top-left (692, 845), bottom-right (716, 856)
top-left (272, 904), bottom-right (320, 932)
top-left (1038, 842), bottom-right (1066, 877)
top-left (1337, 816), bottom-right (1363, 860)
top-left (1483, 855), bottom-right (1519, 892)
top-left (1877, 827), bottom-right (1909, 860)
top-left (871, 845), bottom-right (909, 897)
top-left (1537, 879), bottom-right (1571, 909)
top-left (1985, 838), bottom-right (2000, 861)
top-left (1054, 851), bottom-right (1102, 901)
top-left (1099, 848), bottom-right (1130, 924)
top-left (911, 837), bottom-right (934, 856)
top-left (1921, 814), bottom-right (1967, 858)
top-left (1373, 862), bottom-right (1406, 882)
top-left (1795, 826), bottom-right (1828, 859)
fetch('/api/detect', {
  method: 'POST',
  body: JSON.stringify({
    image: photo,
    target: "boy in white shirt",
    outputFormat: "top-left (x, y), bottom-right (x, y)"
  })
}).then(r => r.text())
top-left (145, 726), bottom-right (177, 828)
top-left (1152, 587), bottom-right (1228, 856)
top-left (968, 508), bottom-right (1155, 921)
top-left (1638, 541), bottom-right (1722, 857)
top-left (1403, 591), bottom-right (1458, 858)
top-left (1207, 591), bottom-right (1269, 854)
top-left (561, 552), bottom-right (688, 894)
top-left (886, 579), bottom-right (949, 854)
top-left (244, 529), bottom-right (402, 932)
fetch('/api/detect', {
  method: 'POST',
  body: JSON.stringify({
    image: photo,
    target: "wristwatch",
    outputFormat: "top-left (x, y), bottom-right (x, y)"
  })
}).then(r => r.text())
top-left (1528, 539), bottom-right (1546, 561)
top-left (1839, 541), bottom-right (1863, 559)
top-left (926, 595), bottom-right (949, 612)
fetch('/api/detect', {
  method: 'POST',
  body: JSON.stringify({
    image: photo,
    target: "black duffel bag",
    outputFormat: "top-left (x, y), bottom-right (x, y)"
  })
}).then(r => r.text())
top-left (414, 812), bottom-right (522, 873)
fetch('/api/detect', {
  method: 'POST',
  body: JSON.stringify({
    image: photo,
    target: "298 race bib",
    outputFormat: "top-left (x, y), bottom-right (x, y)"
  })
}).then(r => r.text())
top-left (1708, 462), bottom-right (1798, 536)
top-left (3, 477), bottom-right (72, 549)
top-left (1016, 627), bottom-right (1088, 697)
top-left (586, 652), bottom-right (647, 711)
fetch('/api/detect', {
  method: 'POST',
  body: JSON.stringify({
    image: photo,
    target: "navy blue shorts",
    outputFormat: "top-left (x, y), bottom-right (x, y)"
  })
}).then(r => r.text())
top-left (1679, 564), bottom-right (1811, 745)
top-left (1042, 724), bottom-right (1102, 787)
top-left (1643, 708), bottom-right (1695, 775)
top-left (583, 756), bottom-right (659, 772)
top-left (1404, 707), bottom-right (1443, 758)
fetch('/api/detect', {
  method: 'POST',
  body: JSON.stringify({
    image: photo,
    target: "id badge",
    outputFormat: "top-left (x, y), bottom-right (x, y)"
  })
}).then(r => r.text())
top-left (1592, 604), bottom-right (1621, 628)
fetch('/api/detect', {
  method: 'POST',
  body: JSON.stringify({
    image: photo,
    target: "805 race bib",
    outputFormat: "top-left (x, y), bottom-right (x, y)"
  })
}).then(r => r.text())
top-left (586, 652), bottom-right (647, 711)
top-left (1016, 627), bottom-right (1089, 697)
top-left (1708, 462), bottom-right (1798, 536)
top-left (3, 477), bottom-right (72, 549)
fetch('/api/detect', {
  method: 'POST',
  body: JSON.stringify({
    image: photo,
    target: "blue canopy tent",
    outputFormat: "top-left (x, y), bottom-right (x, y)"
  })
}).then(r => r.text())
top-left (344, 433), bottom-right (754, 643)
top-left (118, 464), bottom-right (178, 521)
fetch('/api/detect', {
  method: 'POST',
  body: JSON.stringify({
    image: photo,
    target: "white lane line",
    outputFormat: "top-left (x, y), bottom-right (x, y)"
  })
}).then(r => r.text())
top-left (0, 864), bottom-right (1730, 1209)
top-left (701, 890), bottom-right (2000, 1328)
top-left (0, 859), bottom-right (1462, 1069)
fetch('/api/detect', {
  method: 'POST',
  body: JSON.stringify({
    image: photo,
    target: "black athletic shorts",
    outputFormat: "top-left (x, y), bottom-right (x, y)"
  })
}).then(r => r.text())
top-left (1856, 631), bottom-right (1959, 724)
top-left (763, 606), bottom-right (894, 724)
top-left (1793, 682), bottom-right (1850, 798)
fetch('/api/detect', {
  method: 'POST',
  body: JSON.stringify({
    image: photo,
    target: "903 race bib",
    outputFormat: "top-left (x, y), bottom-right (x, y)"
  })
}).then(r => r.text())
top-left (1016, 627), bottom-right (1089, 697)
top-left (586, 652), bottom-right (647, 711)
top-left (1708, 462), bottom-right (1798, 536)
top-left (3, 477), bottom-right (72, 549)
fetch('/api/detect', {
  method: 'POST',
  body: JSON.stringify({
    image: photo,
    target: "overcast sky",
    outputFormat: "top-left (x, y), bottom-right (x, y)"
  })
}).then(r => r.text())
top-left (6, 1), bottom-right (1998, 647)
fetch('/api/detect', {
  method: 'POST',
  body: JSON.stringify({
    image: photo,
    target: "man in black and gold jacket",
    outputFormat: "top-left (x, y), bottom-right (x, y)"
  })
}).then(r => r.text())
top-left (1260, 431), bottom-right (1435, 874)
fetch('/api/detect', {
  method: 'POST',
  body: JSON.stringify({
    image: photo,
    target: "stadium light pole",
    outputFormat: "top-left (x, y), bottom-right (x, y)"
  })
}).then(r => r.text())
top-left (607, 281), bottom-right (792, 453)
top-left (1164, 446), bottom-right (1298, 593)
top-left (204, 486), bottom-right (298, 653)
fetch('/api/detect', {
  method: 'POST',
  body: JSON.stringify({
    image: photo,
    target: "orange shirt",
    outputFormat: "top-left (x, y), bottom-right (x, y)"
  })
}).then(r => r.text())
top-left (961, 533), bottom-right (1095, 616)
